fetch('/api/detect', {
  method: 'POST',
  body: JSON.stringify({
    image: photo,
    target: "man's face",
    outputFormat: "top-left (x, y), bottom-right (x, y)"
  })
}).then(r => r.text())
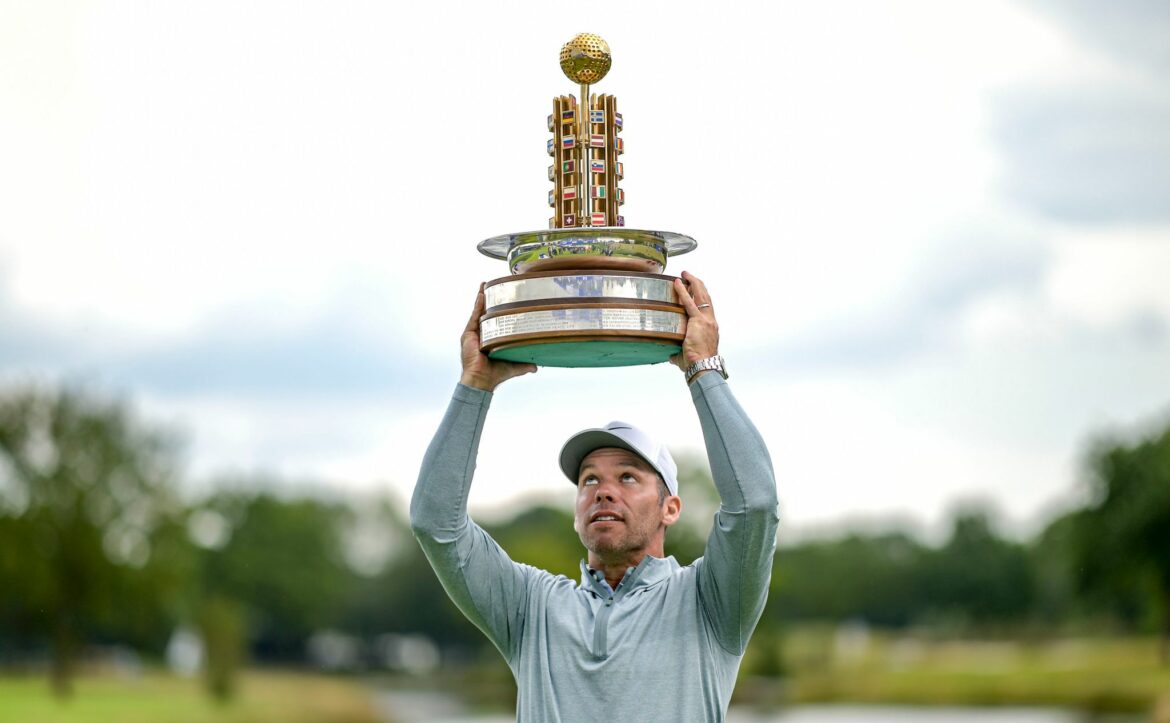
top-left (572, 447), bottom-right (680, 564)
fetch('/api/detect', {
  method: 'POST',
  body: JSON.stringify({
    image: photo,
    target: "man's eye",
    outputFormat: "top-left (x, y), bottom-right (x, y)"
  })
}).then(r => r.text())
top-left (581, 476), bottom-right (598, 486)
top-left (621, 474), bottom-right (636, 483)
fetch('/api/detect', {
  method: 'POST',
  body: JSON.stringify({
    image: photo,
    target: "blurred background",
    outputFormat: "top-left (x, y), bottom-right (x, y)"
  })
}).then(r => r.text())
top-left (1, 1), bottom-right (1169, 721)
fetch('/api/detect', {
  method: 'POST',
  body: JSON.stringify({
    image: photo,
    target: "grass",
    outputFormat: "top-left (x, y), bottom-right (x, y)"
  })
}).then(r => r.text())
top-left (0, 669), bottom-right (384, 723)
top-left (6, 637), bottom-right (1169, 721)
top-left (736, 629), bottom-right (1170, 715)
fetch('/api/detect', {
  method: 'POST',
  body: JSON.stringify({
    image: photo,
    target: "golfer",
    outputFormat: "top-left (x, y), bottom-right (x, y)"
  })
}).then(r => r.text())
top-left (411, 271), bottom-right (778, 722)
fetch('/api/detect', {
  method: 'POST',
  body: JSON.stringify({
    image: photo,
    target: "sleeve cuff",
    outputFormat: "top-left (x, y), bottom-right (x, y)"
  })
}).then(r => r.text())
top-left (454, 382), bottom-right (493, 406)
top-left (688, 370), bottom-right (727, 400)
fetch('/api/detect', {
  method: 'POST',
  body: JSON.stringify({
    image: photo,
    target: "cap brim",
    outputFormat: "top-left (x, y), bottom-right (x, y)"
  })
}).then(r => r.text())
top-left (559, 430), bottom-right (644, 485)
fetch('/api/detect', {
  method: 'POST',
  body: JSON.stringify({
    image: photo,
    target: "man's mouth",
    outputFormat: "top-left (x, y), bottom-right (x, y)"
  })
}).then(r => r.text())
top-left (590, 512), bottom-right (623, 524)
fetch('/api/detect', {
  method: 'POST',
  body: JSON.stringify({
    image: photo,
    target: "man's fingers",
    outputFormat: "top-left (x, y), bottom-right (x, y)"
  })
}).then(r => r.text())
top-left (681, 271), bottom-right (708, 297)
top-left (681, 271), bottom-right (712, 306)
top-left (464, 284), bottom-right (486, 334)
top-left (502, 362), bottom-right (538, 383)
top-left (674, 277), bottom-right (702, 316)
top-left (675, 275), bottom-right (717, 318)
top-left (679, 272), bottom-right (715, 316)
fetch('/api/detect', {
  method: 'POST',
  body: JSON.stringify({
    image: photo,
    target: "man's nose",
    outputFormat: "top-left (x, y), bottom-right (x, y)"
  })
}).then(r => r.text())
top-left (594, 483), bottom-right (616, 502)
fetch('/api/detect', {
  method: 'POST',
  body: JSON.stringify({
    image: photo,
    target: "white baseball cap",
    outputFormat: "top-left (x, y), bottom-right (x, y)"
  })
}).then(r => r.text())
top-left (559, 421), bottom-right (679, 496)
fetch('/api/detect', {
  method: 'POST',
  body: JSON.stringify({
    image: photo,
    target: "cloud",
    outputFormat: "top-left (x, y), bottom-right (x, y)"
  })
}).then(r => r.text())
top-left (0, 268), bottom-right (99, 369)
top-left (990, 1), bottom-right (1170, 225)
top-left (116, 316), bottom-right (451, 404)
top-left (1026, 0), bottom-right (1170, 74)
top-left (993, 88), bottom-right (1170, 225)
top-left (742, 225), bottom-right (1048, 373)
top-left (0, 270), bottom-right (454, 407)
top-left (0, 312), bottom-right (79, 369)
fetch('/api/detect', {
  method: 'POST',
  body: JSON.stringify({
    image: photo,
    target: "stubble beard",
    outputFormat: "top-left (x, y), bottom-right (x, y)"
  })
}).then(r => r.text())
top-left (580, 519), bottom-right (655, 565)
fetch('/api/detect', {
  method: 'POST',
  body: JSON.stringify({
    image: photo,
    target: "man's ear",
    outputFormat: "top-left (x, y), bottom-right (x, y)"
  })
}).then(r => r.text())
top-left (662, 496), bottom-right (681, 527)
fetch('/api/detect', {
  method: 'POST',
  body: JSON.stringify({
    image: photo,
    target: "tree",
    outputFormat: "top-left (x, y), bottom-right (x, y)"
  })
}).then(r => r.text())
top-left (1074, 425), bottom-right (1170, 662)
top-left (668, 452), bottom-right (722, 564)
top-left (920, 508), bottom-right (1033, 626)
top-left (770, 531), bottom-right (927, 626)
top-left (487, 505), bottom-right (581, 579)
top-left (194, 489), bottom-right (359, 661)
top-left (0, 384), bottom-right (184, 696)
top-left (1029, 510), bottom-right (1087, 625)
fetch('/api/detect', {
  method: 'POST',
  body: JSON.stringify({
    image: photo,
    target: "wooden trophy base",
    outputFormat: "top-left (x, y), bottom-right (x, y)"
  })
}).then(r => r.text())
top-left (479, 270), bottom-right (686, 368)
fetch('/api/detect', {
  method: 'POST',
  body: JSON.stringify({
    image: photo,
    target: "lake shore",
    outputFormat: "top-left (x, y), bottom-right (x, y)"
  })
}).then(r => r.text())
top-left (734, 633), bottom-right (1170, 720)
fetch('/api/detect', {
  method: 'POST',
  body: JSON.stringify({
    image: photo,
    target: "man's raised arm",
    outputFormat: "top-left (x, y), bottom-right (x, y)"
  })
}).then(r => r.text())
top-left (409, 286), bottom-right (537, 659)
top-left (671, 271), bottom-right (779, 656)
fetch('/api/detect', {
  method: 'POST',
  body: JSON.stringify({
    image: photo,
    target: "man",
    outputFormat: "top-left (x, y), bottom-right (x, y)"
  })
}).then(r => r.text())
top-left (411, 271), bottom-right (777, 722)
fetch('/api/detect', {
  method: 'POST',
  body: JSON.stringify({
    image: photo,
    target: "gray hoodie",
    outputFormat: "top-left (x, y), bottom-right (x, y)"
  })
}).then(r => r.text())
top-left (411, 373), bottom-right (778, 722)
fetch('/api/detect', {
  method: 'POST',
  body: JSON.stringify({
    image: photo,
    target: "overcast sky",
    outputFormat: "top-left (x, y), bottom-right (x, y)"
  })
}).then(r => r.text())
top-left (2, 1), bottom-right (1168, 538)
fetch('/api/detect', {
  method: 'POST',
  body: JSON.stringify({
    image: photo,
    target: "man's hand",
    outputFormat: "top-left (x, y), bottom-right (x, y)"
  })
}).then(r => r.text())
top-left (460, 284), bottom-right (537, 392)
top-left (671, 271), bottom-right (720, 376)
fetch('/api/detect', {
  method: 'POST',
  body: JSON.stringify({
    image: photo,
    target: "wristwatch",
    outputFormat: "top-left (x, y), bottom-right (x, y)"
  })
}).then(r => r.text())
top-left (685, 355), bottom-right (728, 384)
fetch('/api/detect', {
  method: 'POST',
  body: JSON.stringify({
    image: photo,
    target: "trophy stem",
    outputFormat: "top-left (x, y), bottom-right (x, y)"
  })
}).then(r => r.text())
top-left (579, 82), bottom-right (591, 225)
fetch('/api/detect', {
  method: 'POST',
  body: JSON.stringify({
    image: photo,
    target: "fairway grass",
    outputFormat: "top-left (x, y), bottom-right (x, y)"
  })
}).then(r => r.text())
top-left (738, 632), bottom-right (1170, 715)
top-left (0, 669), bottom-right (383, 723)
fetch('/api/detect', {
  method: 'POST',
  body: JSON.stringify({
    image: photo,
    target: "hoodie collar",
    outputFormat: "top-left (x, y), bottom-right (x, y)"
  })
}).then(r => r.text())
top-left (579, 554), bottom-right (679, 598)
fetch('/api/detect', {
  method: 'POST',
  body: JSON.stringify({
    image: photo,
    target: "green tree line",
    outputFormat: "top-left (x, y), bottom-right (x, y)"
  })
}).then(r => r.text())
top-left (2, 384), bottom-right (1168, 700)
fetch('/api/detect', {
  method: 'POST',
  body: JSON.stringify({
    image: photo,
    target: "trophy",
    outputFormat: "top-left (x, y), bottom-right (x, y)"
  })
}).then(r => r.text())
top-left (476, 33), bottom-right (698, 368)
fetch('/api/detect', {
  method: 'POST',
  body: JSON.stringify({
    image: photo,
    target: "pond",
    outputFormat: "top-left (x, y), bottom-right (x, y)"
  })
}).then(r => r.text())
top-left (373, 690), bottom-right (1143, 723)
top-left (730, 706), bottom-right (1142, 723)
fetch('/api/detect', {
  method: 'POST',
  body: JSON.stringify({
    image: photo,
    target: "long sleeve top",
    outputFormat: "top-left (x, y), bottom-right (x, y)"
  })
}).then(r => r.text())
top-left (410, 373), bottom-right (778, 722)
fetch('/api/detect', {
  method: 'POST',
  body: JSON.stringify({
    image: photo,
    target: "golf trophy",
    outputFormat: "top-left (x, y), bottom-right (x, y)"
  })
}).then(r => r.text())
top-left (476, 33), bottom-right (698, 367)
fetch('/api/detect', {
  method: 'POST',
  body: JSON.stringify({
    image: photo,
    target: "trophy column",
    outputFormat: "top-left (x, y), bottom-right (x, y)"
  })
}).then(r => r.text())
top-left (475, 33), bottom-right (698, 368)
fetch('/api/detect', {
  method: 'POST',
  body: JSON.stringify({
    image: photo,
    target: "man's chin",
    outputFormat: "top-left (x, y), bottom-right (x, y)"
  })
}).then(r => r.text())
top-left (584, 535), bottom-right (634, 558)
top-left (583, 532), bottom-right (609, 548)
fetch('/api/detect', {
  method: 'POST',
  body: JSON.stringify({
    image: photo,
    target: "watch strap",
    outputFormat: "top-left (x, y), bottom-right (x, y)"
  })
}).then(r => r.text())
top-left (685, 355), bottom-right (727, 384)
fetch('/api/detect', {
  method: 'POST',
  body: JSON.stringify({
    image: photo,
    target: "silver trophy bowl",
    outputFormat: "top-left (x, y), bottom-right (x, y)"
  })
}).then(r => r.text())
top-left (478, 227), bottom-right (697, 275)
top-left (476, 228), bottom-right (698, 368)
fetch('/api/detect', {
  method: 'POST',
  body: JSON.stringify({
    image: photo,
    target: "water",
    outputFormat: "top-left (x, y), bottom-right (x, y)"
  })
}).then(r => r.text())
top-left (373, 690), bottom-right (1140, 723)
top-left (730, 706), bottom-right (1139, 722)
